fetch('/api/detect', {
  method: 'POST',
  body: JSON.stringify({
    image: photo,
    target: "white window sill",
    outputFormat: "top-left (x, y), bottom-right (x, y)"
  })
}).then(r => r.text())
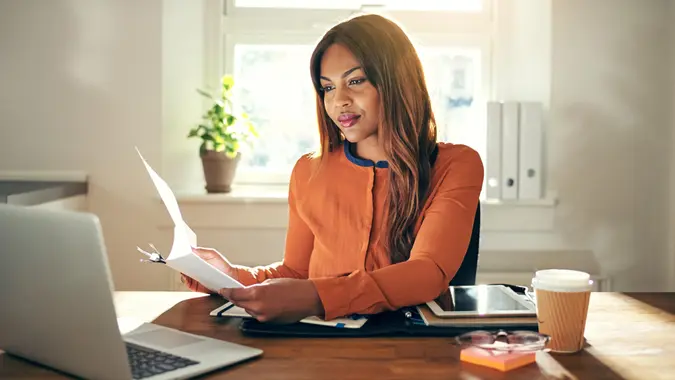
top-left (0, 170), bottom-right (89, 182)
top-left (482, 196), bottom-right (558, 208)
top-left (161, 187), bottom-right (559, 234)
top-left (172, 185), bottom-right (290, 204)
top-left (172, 185), bottom-right (558, 208)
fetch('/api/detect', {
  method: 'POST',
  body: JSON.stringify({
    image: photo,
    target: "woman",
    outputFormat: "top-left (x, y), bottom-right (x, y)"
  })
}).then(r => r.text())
top-left (183, 14), bottom-right (484, 324)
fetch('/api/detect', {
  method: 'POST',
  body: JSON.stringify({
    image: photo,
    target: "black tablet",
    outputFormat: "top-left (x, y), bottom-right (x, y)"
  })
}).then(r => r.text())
top-left (426, 285), bottom-right (536, 318)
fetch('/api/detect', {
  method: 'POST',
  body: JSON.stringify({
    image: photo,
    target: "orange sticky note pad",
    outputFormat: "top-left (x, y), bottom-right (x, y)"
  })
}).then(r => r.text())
top-left (460, 347), bottom-right (536, 372)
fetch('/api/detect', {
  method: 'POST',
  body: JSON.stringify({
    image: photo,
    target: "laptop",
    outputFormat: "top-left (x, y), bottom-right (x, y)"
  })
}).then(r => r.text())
top-left (0, 204), bottom-right (263, 380)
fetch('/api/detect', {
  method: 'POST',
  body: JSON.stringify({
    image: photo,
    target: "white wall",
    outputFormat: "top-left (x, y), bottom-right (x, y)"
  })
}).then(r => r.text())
top-left (161, 0), bottom-right (211, 194)
top-left (670, 0), bottom-right (675, 292)
top-left (0, 0), bottom-right (170, 290)
top-left (493, 0), bottom-right (551, 104)
top-left (550, 0), bottom-right (672, 291)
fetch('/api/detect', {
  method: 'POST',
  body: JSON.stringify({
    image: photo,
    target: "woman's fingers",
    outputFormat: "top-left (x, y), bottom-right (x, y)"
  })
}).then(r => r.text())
top-left (192, 246), bottom-right (221, 256)
top-left (244, 308), bottom-right (257, 318)
top-left (181, 274), bottom-right (192, 288)
top-left (219, 286), bottom-right (258, 301)
top-left (183, 275), bottom-right (196, 291)
top-left (181, 274), bottom-right (213, 294)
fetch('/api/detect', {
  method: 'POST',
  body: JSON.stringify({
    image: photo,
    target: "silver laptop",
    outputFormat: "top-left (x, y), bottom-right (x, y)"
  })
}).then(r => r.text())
top-left (0, 204), bottom-right (263, 380)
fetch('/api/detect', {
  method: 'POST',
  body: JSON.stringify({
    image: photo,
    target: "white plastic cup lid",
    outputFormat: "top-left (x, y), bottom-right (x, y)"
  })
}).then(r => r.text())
top-left (532, 269), bottom-right (593, 292)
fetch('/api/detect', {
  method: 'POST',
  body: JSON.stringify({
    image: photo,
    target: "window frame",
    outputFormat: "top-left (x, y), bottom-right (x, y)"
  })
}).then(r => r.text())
top-left (221, 0), bottom-right (496, 186)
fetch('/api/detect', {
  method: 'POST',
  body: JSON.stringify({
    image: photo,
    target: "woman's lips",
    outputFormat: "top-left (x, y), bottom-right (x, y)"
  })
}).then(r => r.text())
top-left (337, 113), bottom-right (361, 128)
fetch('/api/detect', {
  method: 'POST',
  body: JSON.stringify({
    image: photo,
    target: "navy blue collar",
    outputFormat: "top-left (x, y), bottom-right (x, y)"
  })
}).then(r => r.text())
top-left (343, 141), bottom-right (439, 169)
top-left (344, 141), bottom-right (389, 168)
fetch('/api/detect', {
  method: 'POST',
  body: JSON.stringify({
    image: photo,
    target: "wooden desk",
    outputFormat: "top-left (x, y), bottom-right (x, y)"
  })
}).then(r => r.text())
top-left (1, 292), bottom-right (673, 379)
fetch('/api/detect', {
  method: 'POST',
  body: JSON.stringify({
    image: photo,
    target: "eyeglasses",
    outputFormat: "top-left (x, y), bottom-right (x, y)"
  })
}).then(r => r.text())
top-left (455, 330), bottom-right (550, 352)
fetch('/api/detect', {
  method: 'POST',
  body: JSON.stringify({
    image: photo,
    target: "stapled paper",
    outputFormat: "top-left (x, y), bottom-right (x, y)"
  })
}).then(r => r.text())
top-left (135, 147), bottom-right (243, 291)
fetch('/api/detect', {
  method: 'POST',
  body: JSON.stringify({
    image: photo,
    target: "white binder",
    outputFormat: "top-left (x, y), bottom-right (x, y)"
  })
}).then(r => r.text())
top-left (518, 102), bottom-right (544, 200)
top-left (501, 102), bottom-right (520, 200)
top-left (486, 102), bottom-right (502, 199)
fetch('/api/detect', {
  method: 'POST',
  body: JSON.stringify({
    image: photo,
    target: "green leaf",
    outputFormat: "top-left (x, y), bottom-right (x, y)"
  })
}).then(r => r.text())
top-left (196, 88), bottom-right (213, 99)
top-left (197, 88), bottom-right (224, 107)
top-left (190, 73), bottom-right (259, 155)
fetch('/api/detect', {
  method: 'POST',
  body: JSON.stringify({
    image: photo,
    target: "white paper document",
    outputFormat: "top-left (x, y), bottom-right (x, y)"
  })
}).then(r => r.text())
top-left (135, 147), bottom-right (243, 291)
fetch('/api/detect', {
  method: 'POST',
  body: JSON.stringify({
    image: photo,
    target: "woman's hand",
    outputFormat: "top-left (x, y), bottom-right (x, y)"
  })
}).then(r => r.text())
top-left (219, 278), bottom-right (324, 324)
top-left (181, 246), bottom-right (238, 294)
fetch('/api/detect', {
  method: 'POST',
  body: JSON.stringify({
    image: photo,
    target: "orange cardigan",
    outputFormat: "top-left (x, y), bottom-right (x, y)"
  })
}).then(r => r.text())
top-left (233, 141), bottom-right (484, 320)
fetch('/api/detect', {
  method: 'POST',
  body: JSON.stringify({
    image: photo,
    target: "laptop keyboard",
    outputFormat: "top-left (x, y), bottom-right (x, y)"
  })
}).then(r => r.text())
top-left (126, 342), bottom-right (200, 379)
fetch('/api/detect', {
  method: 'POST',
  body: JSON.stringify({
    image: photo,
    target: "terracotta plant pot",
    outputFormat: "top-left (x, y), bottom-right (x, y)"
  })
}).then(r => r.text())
top-left (200, 150), bottom-right (241, 193)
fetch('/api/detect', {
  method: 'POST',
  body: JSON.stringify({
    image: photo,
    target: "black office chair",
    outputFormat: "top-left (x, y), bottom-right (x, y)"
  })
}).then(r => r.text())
top-left (449, 204), bottom-right (481, 286)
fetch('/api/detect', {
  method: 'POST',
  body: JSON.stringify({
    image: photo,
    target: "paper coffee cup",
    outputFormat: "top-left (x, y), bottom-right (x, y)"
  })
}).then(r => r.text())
top-left (531, 269), bottom-right (593, 353)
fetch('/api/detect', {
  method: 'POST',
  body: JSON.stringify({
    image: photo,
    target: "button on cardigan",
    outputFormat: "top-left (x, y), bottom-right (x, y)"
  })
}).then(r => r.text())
top-left (233, 141), bottom-right (484, 320)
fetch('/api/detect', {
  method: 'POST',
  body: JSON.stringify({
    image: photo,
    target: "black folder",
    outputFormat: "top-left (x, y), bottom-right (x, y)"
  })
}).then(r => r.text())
top-left (236, 284), bottom-right (539, 337)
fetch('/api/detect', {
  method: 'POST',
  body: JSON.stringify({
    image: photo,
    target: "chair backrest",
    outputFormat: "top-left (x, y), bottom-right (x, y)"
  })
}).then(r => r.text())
top-left (449, 204), bottom-right (481, 286)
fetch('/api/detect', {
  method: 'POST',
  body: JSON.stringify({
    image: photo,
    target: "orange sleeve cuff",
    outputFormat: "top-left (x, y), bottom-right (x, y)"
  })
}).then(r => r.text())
top-left (311, 271), bottom-right (389, 321)
top-left (311, 276), bottom-right (352, 320)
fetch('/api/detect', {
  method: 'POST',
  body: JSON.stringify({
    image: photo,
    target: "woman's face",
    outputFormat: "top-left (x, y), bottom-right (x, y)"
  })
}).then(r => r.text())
top-left (319, 43), bottom-right (380, 143)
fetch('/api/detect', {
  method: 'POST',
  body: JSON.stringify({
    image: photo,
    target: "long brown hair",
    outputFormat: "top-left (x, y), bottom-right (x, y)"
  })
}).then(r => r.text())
top-left (309, 14), bottom-right (438, 264)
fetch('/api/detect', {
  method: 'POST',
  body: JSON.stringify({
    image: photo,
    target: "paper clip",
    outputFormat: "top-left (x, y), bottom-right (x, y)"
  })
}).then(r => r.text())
top-left (137, 243), bottom-right (167, 264)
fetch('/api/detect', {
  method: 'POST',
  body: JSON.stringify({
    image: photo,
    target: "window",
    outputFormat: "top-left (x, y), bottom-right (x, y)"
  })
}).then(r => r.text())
top-left (233, 44), bottom-right (318, 174)
top-left (234, 0), bottom-right (483, 12)
top-left (222, 0), bottom-right (493, 185)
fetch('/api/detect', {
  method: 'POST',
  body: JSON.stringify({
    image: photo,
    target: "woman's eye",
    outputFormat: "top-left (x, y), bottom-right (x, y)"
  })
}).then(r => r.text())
top-left (349, 78), bottom-right (366, 86)
top-left (321, 85), bottom-right (335, 93)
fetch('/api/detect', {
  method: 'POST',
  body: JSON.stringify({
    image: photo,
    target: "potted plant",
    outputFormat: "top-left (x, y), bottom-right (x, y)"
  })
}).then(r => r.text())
top-left (188, 75), bottom-right (258, 193)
